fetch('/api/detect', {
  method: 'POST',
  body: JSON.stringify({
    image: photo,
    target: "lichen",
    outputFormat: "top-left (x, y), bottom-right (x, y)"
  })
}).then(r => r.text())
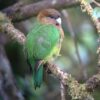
top-left (66, 75), bottom-right (92, 100)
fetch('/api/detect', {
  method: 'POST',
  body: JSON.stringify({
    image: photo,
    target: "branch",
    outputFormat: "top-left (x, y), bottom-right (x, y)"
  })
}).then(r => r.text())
top-left (2, 0), bottom-right (78, 22)
top-left (3, 23), bottom-right (26, 45)
top-left (0, 12), bottom-right (26, 45)
top-left (86, 71), bottom-right (100, 91)
top-left (77, 0), bottom-right (100, 71)
top-left (77, 0), bottom-right (100, 33)
top-left (60, 82), bottom-right (66, 100)
top-left (46, 61), bottom-right (94, 100)
top-left (93, 0), bottom-right (100, 7)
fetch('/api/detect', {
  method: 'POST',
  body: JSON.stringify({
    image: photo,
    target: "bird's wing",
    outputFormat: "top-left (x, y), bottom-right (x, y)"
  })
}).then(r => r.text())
top-left (25, 24), bottom-right (60, 60)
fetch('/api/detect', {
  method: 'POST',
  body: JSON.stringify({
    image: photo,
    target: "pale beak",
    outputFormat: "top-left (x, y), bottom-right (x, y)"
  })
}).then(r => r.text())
top-left (56, 17), bottom-right (62, 25)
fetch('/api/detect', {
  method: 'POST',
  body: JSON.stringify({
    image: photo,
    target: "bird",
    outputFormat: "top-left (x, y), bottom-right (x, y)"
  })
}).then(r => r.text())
top-left (24, 8), bottom-right (64, 89)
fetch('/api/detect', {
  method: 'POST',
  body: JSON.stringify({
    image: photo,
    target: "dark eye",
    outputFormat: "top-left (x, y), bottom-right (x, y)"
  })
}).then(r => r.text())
top-left (49, 15), bottom-right (55, 19)
top-left (48, 15), bottom-right (60, 19)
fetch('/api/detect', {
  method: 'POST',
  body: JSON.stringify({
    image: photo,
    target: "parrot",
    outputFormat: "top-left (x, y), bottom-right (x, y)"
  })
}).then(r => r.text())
top-left (24, 9), bottom-right (64, 89)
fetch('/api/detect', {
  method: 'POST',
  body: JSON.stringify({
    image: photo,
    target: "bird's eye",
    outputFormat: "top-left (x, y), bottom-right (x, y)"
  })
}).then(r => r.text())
top-left (49, 15), bottom-right (55, 19)
top-left (48, 15), bottom-right (60, 19)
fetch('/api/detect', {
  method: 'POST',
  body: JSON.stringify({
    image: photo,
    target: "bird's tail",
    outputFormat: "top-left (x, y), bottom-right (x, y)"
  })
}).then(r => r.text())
top-left (34, 63), bottom-right (43, 89)
top-left (27, 58), bottom-right (43, 89)
top-left (29, 59), bottom-right (43, 89)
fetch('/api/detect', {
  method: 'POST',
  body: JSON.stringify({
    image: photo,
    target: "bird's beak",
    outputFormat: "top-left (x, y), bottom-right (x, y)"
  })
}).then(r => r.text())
top-left (56, 17), bottom-right (62, 25)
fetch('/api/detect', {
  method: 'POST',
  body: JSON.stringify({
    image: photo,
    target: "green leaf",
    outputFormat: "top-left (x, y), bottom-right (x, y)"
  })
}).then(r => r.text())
top-left (92, 7), bottom-right (100, 19)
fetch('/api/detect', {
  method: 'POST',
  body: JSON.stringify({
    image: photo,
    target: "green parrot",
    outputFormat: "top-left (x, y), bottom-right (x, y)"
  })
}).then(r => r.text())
top-left (24, 9), bottom-right (64, 89)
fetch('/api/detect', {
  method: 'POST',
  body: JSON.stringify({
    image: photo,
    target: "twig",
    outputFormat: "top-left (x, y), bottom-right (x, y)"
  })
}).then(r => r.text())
top-left (2, 0), bottom-right (78, 22)
top-left (60, 82), bottom-right (66, 100)
top-left (93, 0), bottom-right (100, 7)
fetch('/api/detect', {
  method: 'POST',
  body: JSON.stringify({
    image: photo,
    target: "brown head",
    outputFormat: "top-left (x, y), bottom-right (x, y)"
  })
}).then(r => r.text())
top-left (37, 9), bottom-right (62, 27)
top-left (37, 9), bottom-right (64, 39)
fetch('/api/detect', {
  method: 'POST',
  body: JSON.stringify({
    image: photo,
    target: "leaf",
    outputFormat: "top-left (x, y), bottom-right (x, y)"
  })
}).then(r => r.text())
top-left (92, 7), bottom-right (100, 19)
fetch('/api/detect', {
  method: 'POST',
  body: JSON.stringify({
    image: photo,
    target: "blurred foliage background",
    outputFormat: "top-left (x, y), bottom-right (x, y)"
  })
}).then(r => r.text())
top-left (0, 0), bottom-right (100, 100)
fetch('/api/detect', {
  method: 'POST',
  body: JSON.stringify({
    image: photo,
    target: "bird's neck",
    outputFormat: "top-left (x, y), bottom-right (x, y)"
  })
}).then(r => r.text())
top-left (37, 18), bottom-right (64, 39)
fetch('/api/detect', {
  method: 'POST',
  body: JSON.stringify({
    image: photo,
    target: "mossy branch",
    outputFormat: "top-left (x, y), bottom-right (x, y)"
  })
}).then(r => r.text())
top-left (77, 0), bottom-right (100, 68)
top-left (0, 12), bottom-right (26, 45)
top-left (2, 0), bottom-right (78, 22)
top-left (78, 0), bottom-right (100, 33)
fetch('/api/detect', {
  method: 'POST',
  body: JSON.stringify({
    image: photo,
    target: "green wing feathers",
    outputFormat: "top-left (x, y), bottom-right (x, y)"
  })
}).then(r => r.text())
top-left (25, 22), bottom-right (60, 60)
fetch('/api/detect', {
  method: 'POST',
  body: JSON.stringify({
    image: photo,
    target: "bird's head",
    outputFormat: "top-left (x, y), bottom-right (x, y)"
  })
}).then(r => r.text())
top-left (37, 9), bottom-right (62, 27)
